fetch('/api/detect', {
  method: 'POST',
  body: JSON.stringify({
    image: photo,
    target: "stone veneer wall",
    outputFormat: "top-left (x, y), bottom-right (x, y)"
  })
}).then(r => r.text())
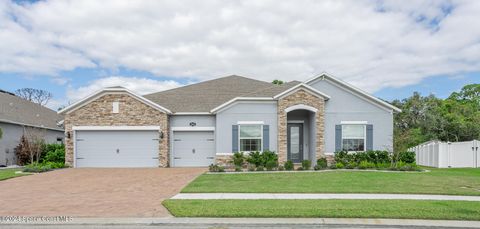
top-left (64, 93), bottom-right (169, 167)
top-left (277, 89), bottom-right (325, 164)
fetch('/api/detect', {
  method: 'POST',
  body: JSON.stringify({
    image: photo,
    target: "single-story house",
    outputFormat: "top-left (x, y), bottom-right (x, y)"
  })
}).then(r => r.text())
top-left (0, 90), bottom-right (64, 166)
top-left (59, 73), bottom-right (401, 168)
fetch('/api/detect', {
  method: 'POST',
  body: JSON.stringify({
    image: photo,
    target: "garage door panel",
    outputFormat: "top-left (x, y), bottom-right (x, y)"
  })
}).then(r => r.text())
top-left (76, 130), bottom-right (159, 168)
top-left (172, 131), bottom-right (215, 167)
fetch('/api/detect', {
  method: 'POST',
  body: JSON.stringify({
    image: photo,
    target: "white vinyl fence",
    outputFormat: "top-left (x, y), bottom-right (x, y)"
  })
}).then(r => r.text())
top-left (409, 140), bottom-right (480, 168)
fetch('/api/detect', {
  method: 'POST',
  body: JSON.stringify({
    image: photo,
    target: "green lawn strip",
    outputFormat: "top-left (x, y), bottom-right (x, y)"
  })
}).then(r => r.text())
top-left (0, 169), bottom-right (30, 181)
top-left (163, 199), bottom-right (480, 220)
top-left (182, 168), bottom-right (480, 196)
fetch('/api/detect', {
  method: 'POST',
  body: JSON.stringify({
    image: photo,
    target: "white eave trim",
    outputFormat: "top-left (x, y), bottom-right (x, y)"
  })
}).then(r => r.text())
top-left (210, 97), bottom-right (274, 113)
top-left (173, 112), bottom-right (212, 115)
top-left (340, 121), bottom-right (368, 125)
top-left (171, 127), bottom-right (215, 131)
top-left (273, 83), bottom-right (331, 100)
top-left (304, 72), bottom-right (402, 113)
top-left (284, 104), bottom-right (318, 113)
top-left (72, 126), bottom-right (161, 131)
top-left (58, 87), bottom-right (172, 115)
top-left (237, 121), bottom-right (265, 125)
top-left (0, 119), bottom-right (64, 132)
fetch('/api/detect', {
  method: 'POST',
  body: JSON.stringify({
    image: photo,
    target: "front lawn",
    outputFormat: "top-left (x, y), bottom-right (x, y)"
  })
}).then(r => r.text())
top-left (0, 169), bottom-right (29, 181)
top-left (182, 168), bottom-right (480, 195)
top-left (163, 199), bottom-right (480, 220)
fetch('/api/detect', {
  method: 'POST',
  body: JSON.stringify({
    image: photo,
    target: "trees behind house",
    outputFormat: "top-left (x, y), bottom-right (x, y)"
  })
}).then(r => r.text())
top-left (392, 84), bottom-right (480, 152)
top-left (272, 79), bottom-right (284, 85)
top-left (15, 88), bottom-right (53, 106)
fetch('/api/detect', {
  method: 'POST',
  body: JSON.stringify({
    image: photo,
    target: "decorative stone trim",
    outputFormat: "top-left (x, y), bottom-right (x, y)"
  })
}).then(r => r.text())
top-left (277, 89), bottom-right (325, 164)
top-left (64, 93), bottom-right (169, 167)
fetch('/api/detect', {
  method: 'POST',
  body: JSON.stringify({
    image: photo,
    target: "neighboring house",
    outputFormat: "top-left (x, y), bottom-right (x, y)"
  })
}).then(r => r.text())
top-left (0, 90), bottom-right (64, 166)
top-left (59, 73), bottom-right (401, 168)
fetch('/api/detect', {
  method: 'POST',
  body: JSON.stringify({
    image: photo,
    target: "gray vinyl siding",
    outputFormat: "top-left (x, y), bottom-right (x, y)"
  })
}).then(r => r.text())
top-left (0, 122), bottom-right (64, 166)
top-left (215, 102), bottom-right (277, 154)
top-left (170, 115), bottom-right (216, 127)
top-left (308, 79), bottom-right (394, 153)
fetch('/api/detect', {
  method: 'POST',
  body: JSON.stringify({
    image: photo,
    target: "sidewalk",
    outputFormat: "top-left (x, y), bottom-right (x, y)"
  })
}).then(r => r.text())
top-left (2, 217), bottom-right (480, 228)
top-left (172, 193), bottom-right (480, 201)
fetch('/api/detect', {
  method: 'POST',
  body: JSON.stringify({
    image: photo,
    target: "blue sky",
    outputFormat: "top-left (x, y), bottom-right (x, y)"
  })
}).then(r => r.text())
top-left (1, 0), bottom-right (479, 109)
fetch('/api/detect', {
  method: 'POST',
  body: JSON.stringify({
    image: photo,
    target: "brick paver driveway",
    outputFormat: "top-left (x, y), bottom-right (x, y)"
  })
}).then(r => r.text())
top-left (0, 168), bottom-right (205, 217)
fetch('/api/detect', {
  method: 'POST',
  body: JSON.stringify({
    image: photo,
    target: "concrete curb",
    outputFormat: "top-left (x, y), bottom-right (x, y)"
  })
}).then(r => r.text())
top-left (171, 193), bottom-right (480, 201)
top-left (1, 217), bottom-right (479, 228)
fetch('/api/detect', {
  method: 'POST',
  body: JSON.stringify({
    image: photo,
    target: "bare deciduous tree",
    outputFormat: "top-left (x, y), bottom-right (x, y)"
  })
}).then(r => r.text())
top-left (15, 88), bottom-right (53, 106)
top-left (23, 127), bottom-right (46, 164)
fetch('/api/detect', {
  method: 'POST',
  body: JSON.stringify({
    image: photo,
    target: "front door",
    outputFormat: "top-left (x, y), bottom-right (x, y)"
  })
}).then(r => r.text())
top-left (287, 123), bottom-right (303, 163)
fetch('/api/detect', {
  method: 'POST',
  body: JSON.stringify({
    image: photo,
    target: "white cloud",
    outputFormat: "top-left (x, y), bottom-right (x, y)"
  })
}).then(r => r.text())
top-left (1, 0), bottom-right (480, 93)
top-left (65, 76), bottom-right (182, 103)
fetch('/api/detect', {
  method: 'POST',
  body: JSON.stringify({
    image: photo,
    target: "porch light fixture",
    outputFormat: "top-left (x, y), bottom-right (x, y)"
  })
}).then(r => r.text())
top-left (160, 131), bottom-right (164, 139)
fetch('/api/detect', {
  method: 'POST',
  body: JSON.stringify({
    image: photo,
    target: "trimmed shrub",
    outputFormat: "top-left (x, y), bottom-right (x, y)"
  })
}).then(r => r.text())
top-left (261, 151), bottom-right (278, 165)
top-left (398, 151), bottom-right (416, 163)
top-left (301, 160), bottom-right (311, 170)
top-left (265, 160), bottom-right (277, 171)
top-left (248, 164), bottom-right (256, 171)
top-left (256, 166), bottom-right (265, 171)
top-left (247, 151), bottom-right (262, 166)
top-left (316, 158), bottom-right (328, 169)
top-left (23, 162), bottom-right (52, 173)
top-left (235, 165), bottom-right (242, 172)
top-left (278, 165), bottom-right (285, 171)
top-left (284, 160), bottom-right (294, 171)
top-left (375, 162), bottom-right (391, 170)
top-left (335, 162), bottom-right (345, 169)
top-left (22, 161), bottom-right (65, 173)
top-left (358, 160), bottom-right (375, 169)
top-left (345, 162), bottom-right (357, 169)
top-left (296, 166), bottom-right (304, 171)
top-left (43, 148), bottom-right (65, 164)
top-left (209, 164), bottom-right (224, 172)
top-left (231, 152), bottom-right (245, 167)
top-left (246, 151), bottom-right (278, 168)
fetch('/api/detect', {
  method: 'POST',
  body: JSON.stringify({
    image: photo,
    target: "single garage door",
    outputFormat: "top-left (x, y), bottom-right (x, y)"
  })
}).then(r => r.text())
top-left (172, 131), bottom-right (215, 167)
top-left (75, 130), bottom-right (159, 168)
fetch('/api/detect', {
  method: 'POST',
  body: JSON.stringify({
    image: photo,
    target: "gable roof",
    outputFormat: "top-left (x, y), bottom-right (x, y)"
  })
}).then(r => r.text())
top-left (144, 75), bottom-right (274, 113)
top-left (305, 73), bottom-right (401, 113)
top-left (58, 87), bottom-right (171, 115)
top-left (0, 90), bottom-right (63, 131)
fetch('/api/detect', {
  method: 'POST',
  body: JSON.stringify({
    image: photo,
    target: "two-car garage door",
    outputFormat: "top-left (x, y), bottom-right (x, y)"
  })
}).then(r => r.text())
top-left (74, 129), bottom-right (215, 168)
top-left (75, 130), bottom-right (159, 168)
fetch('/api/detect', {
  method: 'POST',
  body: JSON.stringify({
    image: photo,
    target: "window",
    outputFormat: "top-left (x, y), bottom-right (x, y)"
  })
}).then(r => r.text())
top-left (342, 124), bottom-right (365, 151)
top-left (239, 124), bottom-right (262, 152)
top-left (112, 101), bottom-right (119, 113)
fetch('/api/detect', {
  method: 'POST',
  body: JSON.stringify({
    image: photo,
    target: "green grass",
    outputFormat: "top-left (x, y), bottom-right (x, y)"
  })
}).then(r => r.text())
top-left (163, 199), bottom-right (480, 220)
top-left (182, 168), bottom-right (480, 195)
top-left (0, 168), bottom-right (30, 181)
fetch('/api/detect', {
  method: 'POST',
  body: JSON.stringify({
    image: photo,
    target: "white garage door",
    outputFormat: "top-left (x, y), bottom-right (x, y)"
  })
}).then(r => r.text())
top-left (172, 131), bottom-right (215, 167)
top-left (75, 130), bottom-right (159, 168)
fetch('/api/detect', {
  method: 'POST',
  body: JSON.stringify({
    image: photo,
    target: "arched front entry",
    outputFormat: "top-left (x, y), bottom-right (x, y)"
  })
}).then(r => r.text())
top-left (285, 105), bottom-right (318, 163)
top-left (277, 89), bottom-right (326, 166)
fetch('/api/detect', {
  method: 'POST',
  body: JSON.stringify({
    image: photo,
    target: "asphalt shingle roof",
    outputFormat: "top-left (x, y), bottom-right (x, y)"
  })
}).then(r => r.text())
top-left (0, 91), bottom-right (63, 130)
top-left (144, 75), bottom-right (299, 113)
